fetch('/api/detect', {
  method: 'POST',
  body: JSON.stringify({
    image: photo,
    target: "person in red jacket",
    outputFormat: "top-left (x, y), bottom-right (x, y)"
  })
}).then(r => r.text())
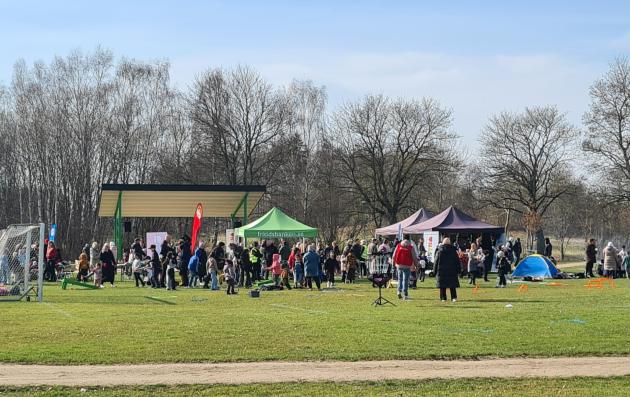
top-left (45, 242), bottom-right (60, 282)
top-left (393, 239), bottom-right (416, 300)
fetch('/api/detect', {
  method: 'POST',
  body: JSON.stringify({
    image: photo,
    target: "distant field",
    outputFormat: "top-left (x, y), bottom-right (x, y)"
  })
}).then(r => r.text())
top-left (509, 232), bottom-right (586, 263)
top-left (1, 276), bottom-right (629, 365)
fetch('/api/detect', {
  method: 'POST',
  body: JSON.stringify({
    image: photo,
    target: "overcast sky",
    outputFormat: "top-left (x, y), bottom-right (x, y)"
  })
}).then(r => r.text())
top-left (2, 0), bottom-right (630, 143)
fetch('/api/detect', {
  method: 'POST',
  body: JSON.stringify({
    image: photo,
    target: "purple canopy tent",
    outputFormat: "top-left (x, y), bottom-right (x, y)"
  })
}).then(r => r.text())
top-left (405, 206), bottom-right (504, 234)
top-left (374, 208), bottom-right (434, 236)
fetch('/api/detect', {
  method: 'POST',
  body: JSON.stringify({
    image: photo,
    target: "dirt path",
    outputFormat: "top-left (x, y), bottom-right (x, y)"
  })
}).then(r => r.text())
top-left (1, 357), bottom-right (629, 386)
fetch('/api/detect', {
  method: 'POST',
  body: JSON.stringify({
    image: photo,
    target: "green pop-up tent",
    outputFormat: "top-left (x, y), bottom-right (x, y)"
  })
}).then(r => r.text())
top-left (235, 207), bottom-right (318, 239)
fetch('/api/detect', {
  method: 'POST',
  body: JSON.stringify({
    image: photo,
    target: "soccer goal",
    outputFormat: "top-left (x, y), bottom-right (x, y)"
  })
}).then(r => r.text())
top-left (0, 223), bottom-right (45, 302)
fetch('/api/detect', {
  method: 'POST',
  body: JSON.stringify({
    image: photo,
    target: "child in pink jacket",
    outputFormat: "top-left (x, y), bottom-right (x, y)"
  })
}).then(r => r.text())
top-left (267, 253), bottom-right (282, 286)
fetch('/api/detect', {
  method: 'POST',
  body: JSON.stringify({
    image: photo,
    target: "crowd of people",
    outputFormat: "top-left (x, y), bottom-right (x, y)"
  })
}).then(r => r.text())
top-left (47, 233), bottom-right (533, 303)
top-left (75, 236), bottom-right (390, 292)
top-left (10, 228), bottom-right (630, 302)
top-left (585, 239), bottom-right (630, 279)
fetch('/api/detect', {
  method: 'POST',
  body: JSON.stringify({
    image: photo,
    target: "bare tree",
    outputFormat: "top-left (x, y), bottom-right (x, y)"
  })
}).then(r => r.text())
top-left (334, 95), bottom-right (455, 224)
top-left (190, 66), bottom-right (293, 185)
top-left (0, 48), bottom-right (184, 255)
top-left (546, 178), bottom-right (587, 260)
top-left (478, 106), bottom-right (578, 253)
top-left (583, 57), bottom-right (630, 202)
top-left (285, 80), bottom-right (327, 220)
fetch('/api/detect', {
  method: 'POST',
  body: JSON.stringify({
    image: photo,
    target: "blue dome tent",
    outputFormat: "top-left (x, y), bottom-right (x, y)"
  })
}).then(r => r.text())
top-left (511, 254), bottom-right (559, 278)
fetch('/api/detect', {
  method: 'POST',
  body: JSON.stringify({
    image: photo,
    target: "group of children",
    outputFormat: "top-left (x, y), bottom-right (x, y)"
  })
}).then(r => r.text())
top-left (463, 242), bottom-right (512, 288)
top-left (266, 249), bottom-right (342, 290)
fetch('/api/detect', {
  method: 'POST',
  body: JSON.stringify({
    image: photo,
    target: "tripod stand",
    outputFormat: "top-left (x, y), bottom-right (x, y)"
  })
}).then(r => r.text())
top-left (372, 275), bottom-right (395, 306)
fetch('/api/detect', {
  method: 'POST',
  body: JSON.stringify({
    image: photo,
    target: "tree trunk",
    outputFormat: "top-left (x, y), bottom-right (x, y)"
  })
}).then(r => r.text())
top-left (387, 210), bottom-right (398, 226)
top-left (535, 228), bottom-right (545, 254)
top-left (504, 209), bottom-right (511, 237)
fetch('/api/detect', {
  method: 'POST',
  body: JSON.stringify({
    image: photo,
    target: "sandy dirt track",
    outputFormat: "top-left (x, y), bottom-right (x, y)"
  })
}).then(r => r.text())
top-left (1, 357), bottom-right (629, 386)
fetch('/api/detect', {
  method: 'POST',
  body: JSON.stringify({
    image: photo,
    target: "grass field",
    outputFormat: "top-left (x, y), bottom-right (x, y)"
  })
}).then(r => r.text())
top-left (2, 275), bottom-right (629, 365)
top-left (3, 378), bottom-right (630, 396)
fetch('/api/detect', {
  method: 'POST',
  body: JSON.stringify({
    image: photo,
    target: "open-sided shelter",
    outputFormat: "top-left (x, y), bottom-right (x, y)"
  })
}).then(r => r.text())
top-left (98, 184), bottom-right (266, 258)
top-left (98, 184), bottom-right (265, 219)
top-left (405, 206), bottom-right (504, 234)
top-left (375, 208), bottom-right (435, 236)
top-left (235, 207), bottom-right (317, 239)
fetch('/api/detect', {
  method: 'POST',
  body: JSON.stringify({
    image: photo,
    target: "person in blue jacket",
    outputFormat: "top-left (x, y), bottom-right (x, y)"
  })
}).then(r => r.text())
top-left (188, 247), bottom-right (202, 288)
top-left (303, 245), bottom-right (321, 291)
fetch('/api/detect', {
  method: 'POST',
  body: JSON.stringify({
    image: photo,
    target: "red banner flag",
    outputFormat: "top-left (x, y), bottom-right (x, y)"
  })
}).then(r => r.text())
top-left (190, 203), bottom-right (203, 251)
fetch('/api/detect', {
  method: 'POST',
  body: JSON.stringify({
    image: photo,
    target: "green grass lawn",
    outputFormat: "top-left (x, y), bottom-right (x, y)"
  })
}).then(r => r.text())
top-left (2, 276), bottom-right (629, 365)
top-left (3, 378), bottom-right (630, 396)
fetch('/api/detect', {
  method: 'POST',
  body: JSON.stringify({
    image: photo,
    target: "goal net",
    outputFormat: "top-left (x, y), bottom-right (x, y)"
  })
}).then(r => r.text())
top-left (0, 224), bottom-right (44, 302)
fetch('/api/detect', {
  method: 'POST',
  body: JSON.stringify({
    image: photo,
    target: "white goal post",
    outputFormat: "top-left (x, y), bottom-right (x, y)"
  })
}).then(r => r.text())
top-left (0, 223), bottom-right (45, 302)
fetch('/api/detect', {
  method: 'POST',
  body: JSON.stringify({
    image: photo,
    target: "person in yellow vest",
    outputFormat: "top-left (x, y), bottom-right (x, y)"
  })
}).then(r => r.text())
top-left (250, 241), bottom-right (263, 282)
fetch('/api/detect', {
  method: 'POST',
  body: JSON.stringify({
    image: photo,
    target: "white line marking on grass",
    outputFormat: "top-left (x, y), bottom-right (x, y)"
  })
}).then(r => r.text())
top-left (43, 302), bottom-right (73, 318)
top-left (269, 303), bottom-right (328, 315)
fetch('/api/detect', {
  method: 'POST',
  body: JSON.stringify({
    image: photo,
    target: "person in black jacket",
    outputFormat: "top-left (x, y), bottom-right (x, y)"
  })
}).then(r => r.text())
top-left (496, 250), bottom-right (510, 288)
top-left (149, 245), bottom-right (161, 288)
top-left (159, 238), bottom-right (173, 288)
top-left (324, 251), bottom-right (340, 288)
top-left (99, 243), bottom-right (117, 288)
top-left (264, 241), bottom-right (278, 279)
top-left (239, 248), bottom-right (252, 288)
top-left (279, 240), bottom-right (291, 267)
top-left (482, 247), bottom-right (494, 282)
top-left (585, 239), bottom-right (597, 278)
top-left (131, 238), bottom-right (145, 259)
top-left (434, 238), bottom-right (460, 302)
top-left (160, 238), bottom-right (172, 257)
top-left (544, 238), bottom-right (553, 257)
top-left (210, 242), bottom-right (226, 266)
top-left (196, 242), bottom-right (208, 284)
top-left (179, 236), bottom-right (191, 287)
top-left (351, 239), bottom-right (363, 260)
top-left (513, 238), bottom-right (522, 265)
